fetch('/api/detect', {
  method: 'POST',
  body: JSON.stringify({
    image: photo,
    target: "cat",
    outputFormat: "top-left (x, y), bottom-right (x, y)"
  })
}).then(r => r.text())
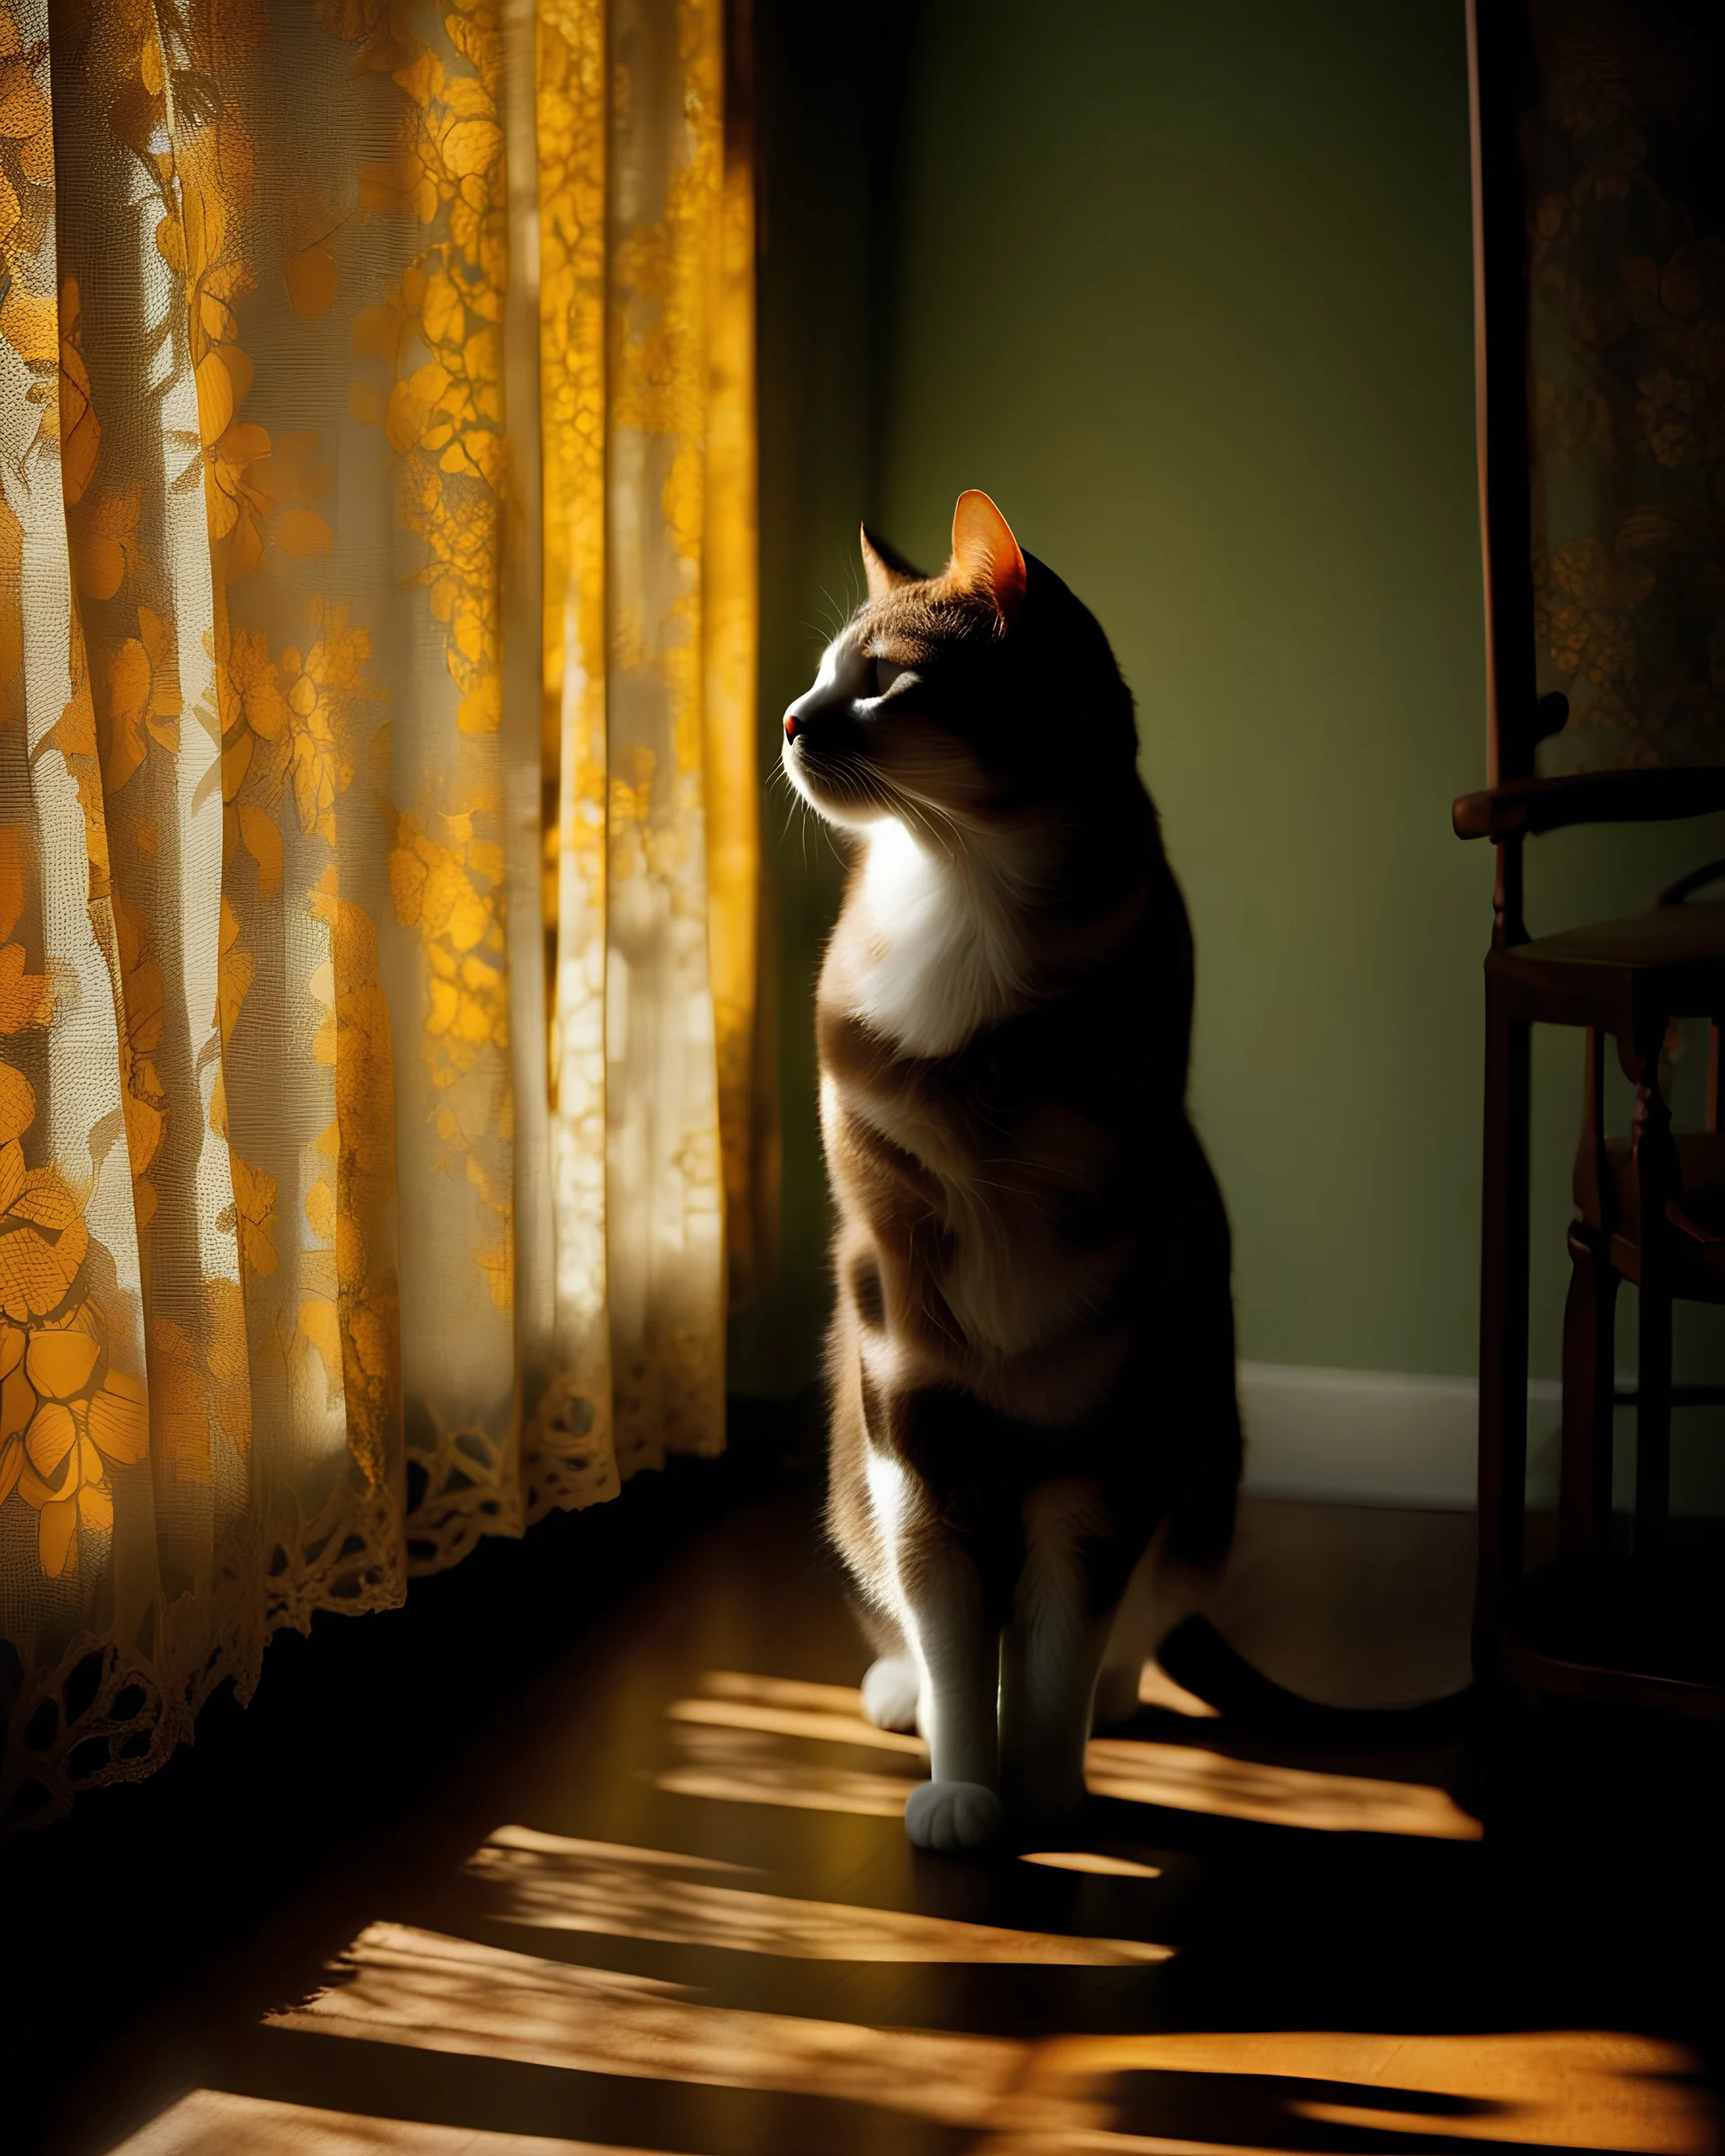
top-left (782, 490), bottom-right (1243, 1851)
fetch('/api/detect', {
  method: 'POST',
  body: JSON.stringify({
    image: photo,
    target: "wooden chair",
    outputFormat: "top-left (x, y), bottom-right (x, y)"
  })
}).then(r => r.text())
top-left (1456, 0), bottom-right (1725, 1719)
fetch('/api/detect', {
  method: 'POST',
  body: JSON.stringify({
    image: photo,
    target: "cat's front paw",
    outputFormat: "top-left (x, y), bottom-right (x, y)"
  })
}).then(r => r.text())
top-left (861, 1655), bottom-right (923, 1734)
top-left (905, 1779), bottom-right (1003, 1852)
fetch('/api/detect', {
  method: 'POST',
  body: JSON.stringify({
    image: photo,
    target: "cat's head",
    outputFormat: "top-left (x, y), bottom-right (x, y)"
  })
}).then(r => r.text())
top-left (780, 492), bottom-right (1139, 845)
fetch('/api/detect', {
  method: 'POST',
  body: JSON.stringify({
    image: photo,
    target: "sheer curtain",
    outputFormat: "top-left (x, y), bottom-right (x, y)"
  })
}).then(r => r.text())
top-left (0, 0), bottom-right (760, 1832)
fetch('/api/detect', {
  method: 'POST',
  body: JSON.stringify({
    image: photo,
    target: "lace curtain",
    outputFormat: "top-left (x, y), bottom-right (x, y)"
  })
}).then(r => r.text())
top-left (0, 0), bottom-right (761, 1832)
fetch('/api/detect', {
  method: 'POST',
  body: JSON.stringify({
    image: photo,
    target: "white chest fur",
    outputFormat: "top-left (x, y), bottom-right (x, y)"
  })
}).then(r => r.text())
top-left (850, 820), bottom-right (1025, 1058)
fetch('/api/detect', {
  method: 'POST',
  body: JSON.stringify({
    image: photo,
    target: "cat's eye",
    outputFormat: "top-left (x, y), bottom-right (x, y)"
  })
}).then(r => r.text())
top-left (871, 658), bottom-right (910, 699)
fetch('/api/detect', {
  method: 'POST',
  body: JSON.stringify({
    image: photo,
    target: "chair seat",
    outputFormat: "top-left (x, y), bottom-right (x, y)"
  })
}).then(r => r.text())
top-left (1488, 901), bottom-right (1725, 1036)
top-left (1592, 1132), bottom-right (1725, 1301)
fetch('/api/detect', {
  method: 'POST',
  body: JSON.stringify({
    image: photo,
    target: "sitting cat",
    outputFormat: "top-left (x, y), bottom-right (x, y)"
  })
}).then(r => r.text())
top-left (783, 490), bottom-right (1243, 1852)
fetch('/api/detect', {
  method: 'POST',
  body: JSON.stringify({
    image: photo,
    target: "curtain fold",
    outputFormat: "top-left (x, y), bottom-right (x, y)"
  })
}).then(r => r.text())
top-left (0, 0), bottom-right (759, 1832)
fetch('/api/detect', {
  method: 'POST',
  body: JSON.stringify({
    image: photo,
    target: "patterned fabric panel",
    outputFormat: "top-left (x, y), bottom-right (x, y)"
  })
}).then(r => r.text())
top-left (1524, 0), bottom-right (1725, 773)
top-left (0, 0), bottom-right (759, 1832)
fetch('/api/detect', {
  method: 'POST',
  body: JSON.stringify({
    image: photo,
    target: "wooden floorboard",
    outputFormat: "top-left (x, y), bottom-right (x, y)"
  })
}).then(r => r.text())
top-left (12, 1484), bottom-right (1722, 2156)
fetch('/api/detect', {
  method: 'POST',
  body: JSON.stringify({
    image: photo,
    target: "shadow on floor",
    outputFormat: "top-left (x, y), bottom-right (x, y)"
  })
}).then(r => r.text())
top-left (4, 1438), bottom-right (1721, 2156)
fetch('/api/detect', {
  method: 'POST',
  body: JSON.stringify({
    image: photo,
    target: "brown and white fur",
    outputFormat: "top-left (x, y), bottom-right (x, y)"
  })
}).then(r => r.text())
top-left (783, 492), bottom-right (1242, 1852)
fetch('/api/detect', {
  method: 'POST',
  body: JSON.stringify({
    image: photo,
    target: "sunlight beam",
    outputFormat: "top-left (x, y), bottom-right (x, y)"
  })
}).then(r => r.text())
top-left (1021, 1851), bottom-right (1163, 1879)
top-left (667, 1693), bottom-right (926, 1754)
top-left (985, 2030), bottom-right (1714, 2156)
top-left (664, 1686), bottom-right (1480, 1839)
top-left (468, 1825), bottom-right (1172, 1965)
top-left (1136, 1665), bottom-right (1222, 1719)
top-left (110, 2089), bottom-right (670, 2155)
top-left (655, 1762), bottom-right (910, 1816)
top-left (268, 1922), bottom-right (1027, 2128)
top-left (1084, 1740), bottom-right (1482, 1840)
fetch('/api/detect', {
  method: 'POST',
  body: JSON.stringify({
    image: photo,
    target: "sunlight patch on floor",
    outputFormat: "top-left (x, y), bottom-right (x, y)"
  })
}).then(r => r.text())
top-left (1021, 1851), bottom-right (1163, 1879)
top-left (109, 2089), bottom-right (665, 2154)
top-left (667, 1692), bottom-right (926, 1754)
top-left (655, 1756), bottom-right (912, 1816)
top-left (656, 1700), bottom-right (918, 1813)
top-left (659, 1681), bottom-right (1480, 1840)
top-left (1084, 1739), bottom-right (1482, 1839)
top-left (262, 1928), bottom-right (1712, 2156)
top-left (974, 2028), bottom-right (1714, 2155)
top-left (983, 2134), bottom-right (1290, 2152)
top-left (267, 1922), bottom-right (1026, 2128)
top-left (468, 1824), bottom-right (1172, 1963)
top-left (475, 1827), bottom-right (752, 1873)
top-left (1136, 1665), bottom-right (1223, 1719)
top-left (692, 1660), bottom-right (1221, 1728)
top-left (701, 1670), bottom-right (887, 1713)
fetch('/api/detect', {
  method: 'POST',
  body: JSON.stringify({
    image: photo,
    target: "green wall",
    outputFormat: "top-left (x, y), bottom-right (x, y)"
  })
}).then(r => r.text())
top-left (735, 0), bottom-right (1725, 1464)
top-left (727, 0), bottom-right (878, 1394)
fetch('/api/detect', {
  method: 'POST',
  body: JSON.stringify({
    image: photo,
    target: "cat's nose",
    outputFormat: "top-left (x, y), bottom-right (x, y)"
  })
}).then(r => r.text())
top-left (783, 708), bottom-right (801, 742)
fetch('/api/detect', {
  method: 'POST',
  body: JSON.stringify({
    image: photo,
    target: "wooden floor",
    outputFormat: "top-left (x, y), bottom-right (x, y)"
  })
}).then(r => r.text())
top-left (17, 1483), bottom-right (1723, 2156)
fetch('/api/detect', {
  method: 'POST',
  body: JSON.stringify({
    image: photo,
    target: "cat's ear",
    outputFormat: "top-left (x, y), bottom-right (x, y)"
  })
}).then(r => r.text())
top-left (860, 525), bottom-right (922, 601)
top-left (949, 490), bottom-right (1027, 621)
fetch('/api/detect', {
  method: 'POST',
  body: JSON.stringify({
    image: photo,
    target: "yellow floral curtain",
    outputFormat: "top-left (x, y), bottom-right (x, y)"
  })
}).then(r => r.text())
top-left (0, 0), bottom-right (760, 1832)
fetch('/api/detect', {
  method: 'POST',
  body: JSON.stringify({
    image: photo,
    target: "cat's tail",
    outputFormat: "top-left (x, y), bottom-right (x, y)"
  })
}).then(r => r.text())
top-left (1150, 1392), bottom-right (1474, 1747)
top-left (1144, 1352), bottom-right (1475, 1748)
top-left (1155, 1611), bottom-right (1475, 1748)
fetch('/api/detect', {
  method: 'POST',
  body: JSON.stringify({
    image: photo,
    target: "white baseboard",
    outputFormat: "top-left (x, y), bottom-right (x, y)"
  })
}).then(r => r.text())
top-left (1238, 1361), bottom-right (1561, 1511)
top-left (1239, 1361), bottom-right (1725, 1516)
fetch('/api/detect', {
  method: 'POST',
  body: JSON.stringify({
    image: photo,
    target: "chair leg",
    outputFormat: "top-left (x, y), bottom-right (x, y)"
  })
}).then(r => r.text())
top-left (1476, 989), bottom-right (1531, 1673)
top-left (1559, 1224), bottom-right (1616, 1560)
top-left (1634, 1272), bottom-right (1672, 1565)
top-left (1630, 1049), bottom-right (1675, 1565)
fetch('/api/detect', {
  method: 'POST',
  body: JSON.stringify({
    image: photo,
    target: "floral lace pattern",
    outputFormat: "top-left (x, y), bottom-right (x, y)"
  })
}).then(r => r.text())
top-left (0, 0), bottom-right (759, 1832)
